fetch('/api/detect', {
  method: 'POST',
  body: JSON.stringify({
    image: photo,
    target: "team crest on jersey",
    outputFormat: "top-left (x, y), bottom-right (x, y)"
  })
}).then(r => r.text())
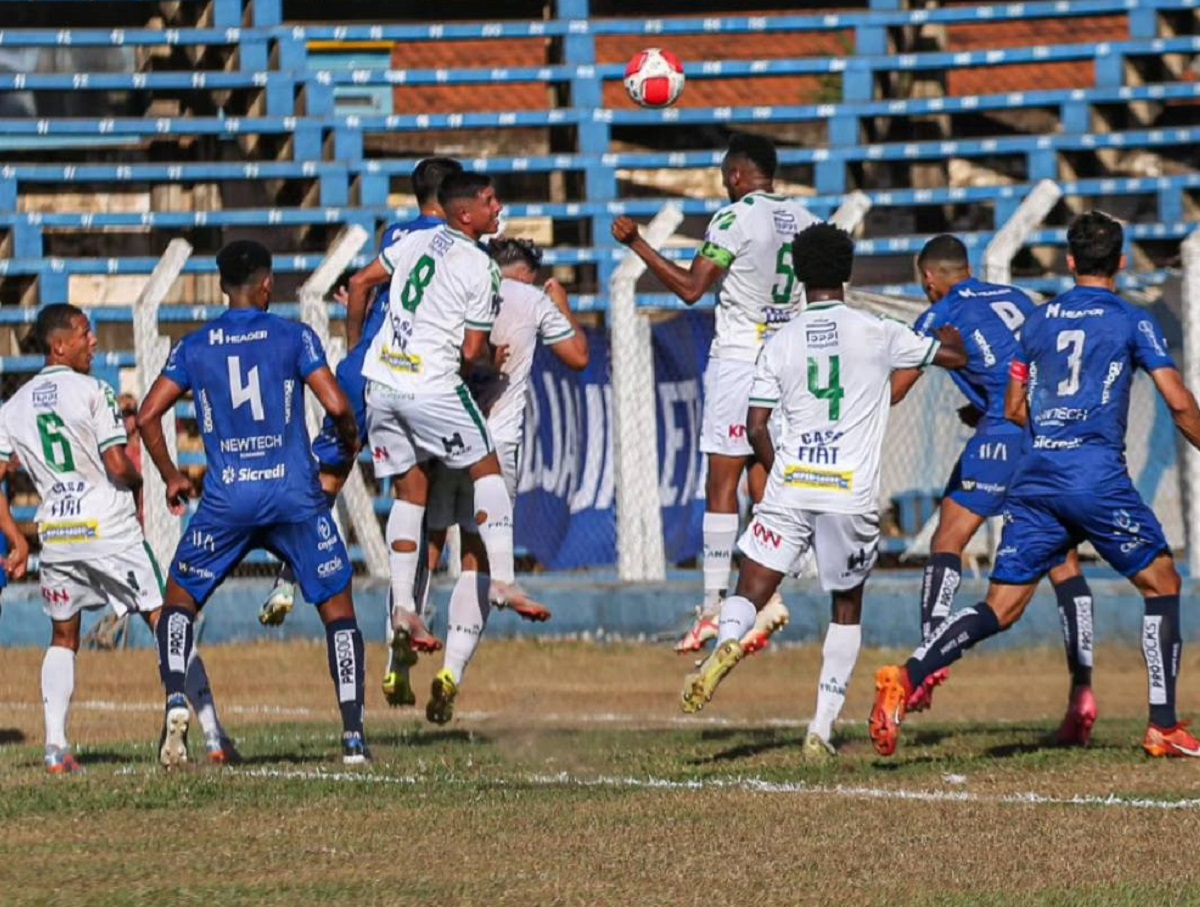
top-left (32, 382), bottom-right (58, 409)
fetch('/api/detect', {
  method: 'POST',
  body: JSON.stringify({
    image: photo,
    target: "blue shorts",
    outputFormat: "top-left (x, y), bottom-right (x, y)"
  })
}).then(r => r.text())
top-left (312, 346), bottom-right (369, 471)
top-left (170, 506), bottom-right (353, 607)
top-left (991, 480), bottom-right (1169, 584)
top-left (0, 532), bottom-right (8, 593)
top-left (944, 429), bottom-right (1026, 519)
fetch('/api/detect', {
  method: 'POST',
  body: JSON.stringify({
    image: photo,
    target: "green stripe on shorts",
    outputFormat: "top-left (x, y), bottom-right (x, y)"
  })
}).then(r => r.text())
top-left (455, 384), bottom-right (493, 454)
top-left (143, 540), bottom-right (166, 595)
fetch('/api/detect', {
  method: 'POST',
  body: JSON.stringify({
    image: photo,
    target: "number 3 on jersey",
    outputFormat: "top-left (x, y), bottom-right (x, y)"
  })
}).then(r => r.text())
top-left (1056, 329), bottom-right (1085, 396)
top-left (807, 354), bottom-right (844, 420)
top-left (228, 355), bottom-right (264, 421)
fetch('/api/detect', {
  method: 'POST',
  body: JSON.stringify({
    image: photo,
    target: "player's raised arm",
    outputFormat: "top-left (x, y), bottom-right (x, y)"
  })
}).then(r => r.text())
top-left (306, 364), bottom-right (359, 459)
top-left (136, 374), bottom-right (191, 516)
top-left (929, 325), bottom-right (968, 369)
top-left (542, 278), bottom-right (589, 371)
top-left (1150, 367), bottom-right (1200, 450)
top-left (346, 258), bottom-right (391, 349)
top-left (611, 215), bottom-right (725, 305)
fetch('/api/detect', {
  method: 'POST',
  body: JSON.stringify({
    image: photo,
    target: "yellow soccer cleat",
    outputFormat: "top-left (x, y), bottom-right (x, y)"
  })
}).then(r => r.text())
top-left (381, 645), bottom-right (418, 708)
top-left (426, 669), bottom-right (459, 725)
top-left (681, 639), bottom-right (745, 714)
top-left (258, 582), bottom-right (295, 627)
top-left (801, 731), bottom-right (837, 763)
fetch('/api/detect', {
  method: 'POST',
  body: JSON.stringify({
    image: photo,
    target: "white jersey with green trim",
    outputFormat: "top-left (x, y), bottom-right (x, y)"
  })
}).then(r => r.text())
top-left (474, 277), bottom-right (577, 449)
top-left (700, 190), bottom-right (820, 362)
top-left (362, 224), bottom-right (501, 394)
top-left (749, 302), bottom-right (939, 514)
top-left (0, 367), bottom-right (142, 563)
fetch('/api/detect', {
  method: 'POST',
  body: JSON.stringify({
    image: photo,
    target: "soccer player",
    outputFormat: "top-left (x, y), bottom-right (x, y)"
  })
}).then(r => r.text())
top-left (612, 133), bottom-right (819, 655)
top-left (138, 240), bottom-right (370, 767)
top-left (871, 212), bottom-right (1200, 759)
top-left (679, 224), bottom-right (967, 759)
top-left (358, 172), bottom-right (526, 688)
top-left (0, 304), bottom-right (234, 773)
top-left (892, 234), bottom-right (1099, 744)
top-left (418, 237), bottom-right (589, 721)
top-left (259, 156), bottom-right (464, 628)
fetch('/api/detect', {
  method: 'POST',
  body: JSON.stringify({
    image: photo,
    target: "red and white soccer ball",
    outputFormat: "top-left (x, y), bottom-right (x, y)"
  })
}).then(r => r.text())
top-left (624, 48), bottom-right (686, 108)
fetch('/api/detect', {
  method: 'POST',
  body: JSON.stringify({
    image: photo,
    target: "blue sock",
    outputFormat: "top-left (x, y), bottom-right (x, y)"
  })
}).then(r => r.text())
top-left (921, 552), bottom-right (962, 641)
top-left (906, 602), bottom-right (1001, 689)
top-left (1143, 595), bottom-right (1181, 728)
top-left (156, 605), bottom-right (194, 698)
top-left (325, 618), bottom-right (365, 736)
top-left (1054, 575), bottom-right (1094, 689)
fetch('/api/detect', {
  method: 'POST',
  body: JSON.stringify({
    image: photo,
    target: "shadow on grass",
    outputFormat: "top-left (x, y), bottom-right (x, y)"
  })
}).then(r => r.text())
top-left (369, 728), bottom-right (488, 748)
top-left (689, 731), bottom-right (796, 765)
top-left (239, 752), bottom-right (332, 766)
top-left (0, 728), bottom-right (26, 746)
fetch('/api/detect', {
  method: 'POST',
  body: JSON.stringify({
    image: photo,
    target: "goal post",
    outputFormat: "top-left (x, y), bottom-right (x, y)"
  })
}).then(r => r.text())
top-left (1180, 228), bottom-right (1200, 577)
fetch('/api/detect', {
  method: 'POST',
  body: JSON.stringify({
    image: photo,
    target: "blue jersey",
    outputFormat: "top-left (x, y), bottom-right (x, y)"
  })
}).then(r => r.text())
top-left (915, 277), bottom-right (1034, 430)
top-left (359, 213), bottom-right (445, 352)
top-left (162, 308), bottom-right (329, 525)
top-left (1012, 285), bottom-right (1175, 496)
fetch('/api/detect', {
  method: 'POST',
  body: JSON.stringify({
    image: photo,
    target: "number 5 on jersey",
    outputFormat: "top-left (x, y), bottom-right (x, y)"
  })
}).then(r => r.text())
top-left (228, 355), bottom-right (264, 421)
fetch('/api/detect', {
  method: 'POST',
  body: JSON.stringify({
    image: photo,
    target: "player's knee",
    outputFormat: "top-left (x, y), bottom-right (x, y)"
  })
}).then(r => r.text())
top-left (1135, 554), bottom-right (1181, 598)
top-left (391, 539), bottom-right (418, 554)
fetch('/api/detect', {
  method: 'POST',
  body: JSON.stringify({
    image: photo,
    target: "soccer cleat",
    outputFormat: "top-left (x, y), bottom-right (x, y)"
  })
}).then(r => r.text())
top-left (489, 580), bottom-right (552, 622)
top-left (391, 608), bottom-right (442, 654)
top-left (905, 667), bottom-right (950, 713)
top-left (675, 603), bottom-right (721, 654)
top-left (1143, 721), bottom-right (1200, 758)
top-left (159, 693), bottom-right (190, 770)
top-left (426, 668), bottom-right (459, 725)
top-left (382, 646), bottom-right (418, 708)
top-left (740, 592), bottom-right (790, 655)
top-left (869, 665), bottom-right (912, 757)
top-left (258, 581), bottom-right (295, 627)
top-left (681, 639), bottom-right (745, 714)
top-left (801, 731), bottom-right (837, 763)
top-left (1055, 686), bottom-right (1098, 748)
top-left (342, 731), bottom-right (372, 765)
top-left (206, 735), bottom-right (243, 765)
top-left (44, 746), bottom-right (84, 775)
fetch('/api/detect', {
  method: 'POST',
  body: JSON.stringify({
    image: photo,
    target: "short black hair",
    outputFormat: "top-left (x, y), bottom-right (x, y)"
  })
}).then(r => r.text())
top-left (1068, 211), bottom-right (1124, 277)
top-left (726, 133), bottom-right (777, 179)
top-left (34, 303), bottom-right (86, 352)
top-left (437, 172), bottom-right (492, 212)
top-left (487, 236), bottom-right (542, 272)
top-left (412, 157), bottom-right (464, 207)
top-left (792, 223), bottom-right (854, 291)
top-left (916, 234), bottom-right (970, 272)
top-left (216, 240), bottom-right (272, 289)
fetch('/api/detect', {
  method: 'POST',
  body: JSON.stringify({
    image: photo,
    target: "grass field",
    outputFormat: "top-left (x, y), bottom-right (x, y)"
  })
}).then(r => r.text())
top-left (2, 638), bottom-right (1200, 906)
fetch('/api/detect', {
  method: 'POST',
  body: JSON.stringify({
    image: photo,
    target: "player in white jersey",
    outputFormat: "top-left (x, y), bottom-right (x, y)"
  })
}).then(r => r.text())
top-left (0, 305), bottom-right (235, 773)
top-left (357, 172), bottom-right (526, 672)
top-left (678, 225), bottom-right (967, 758)
top-left (417, 237), bottom-right (589, 722)
top-left (613, 133), bottom-right (819, 655)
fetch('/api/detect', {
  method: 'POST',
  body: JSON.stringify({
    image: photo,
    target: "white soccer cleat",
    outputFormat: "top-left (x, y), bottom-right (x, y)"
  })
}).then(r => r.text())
top-left (391, 608), bottom-right (442, 654)
top-left (159, 693), bottom-right (190, 770)
top-left (675, 601), bottom-right (722, 653)
top-left (740, 592), bottom-right (790, 654)
top-left (488, 580), bottom-right (551, 622)
top-left (258, 581), bottom-right (295, 627)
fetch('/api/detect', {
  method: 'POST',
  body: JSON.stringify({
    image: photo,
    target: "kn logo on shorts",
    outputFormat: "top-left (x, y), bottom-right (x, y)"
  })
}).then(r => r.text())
top-left (751, 521), bottom-right (782, 549)
top-left (727, 424), bottom-right (746, 439)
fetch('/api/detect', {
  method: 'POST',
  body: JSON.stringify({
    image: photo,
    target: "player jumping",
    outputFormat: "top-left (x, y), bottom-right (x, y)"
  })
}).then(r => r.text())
top-left (138, 240), bottom-right (370, 767)
top-left (892, 234), bottom-right (1099, 745)
top-left (871, 211), bottom-right (1200, 759)
top-left (680, 224), bottom-right (967, 759)
top-left (613, 133), bottom-right (818, 655)
top-left (1, 304), bottom-right (235, 773)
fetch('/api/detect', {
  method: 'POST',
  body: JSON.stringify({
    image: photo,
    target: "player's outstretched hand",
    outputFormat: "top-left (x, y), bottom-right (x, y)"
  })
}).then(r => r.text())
top-left (165, 471), bottom-right (191, 516)
top-left (957, 404), bottom-right (983, 428)
top-left (611, 216), bottom-right (640, 246)
top-left (5, 536), bottom-right (28, 581)
top-left (493, 343), bottom-right (512, 370)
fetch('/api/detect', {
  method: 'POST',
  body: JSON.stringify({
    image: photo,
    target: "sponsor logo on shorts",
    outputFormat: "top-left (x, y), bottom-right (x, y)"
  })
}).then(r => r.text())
top-left (1144, 616), bottom-right (1166, 705)
top-left (783, 466), bottom-right (853, 492)
top-left (996, 545), bottom-right (1018, 559)
top-left (727, 424), bottom-right (746, 440)
top-left (976, 441), bottom-right (1009, 462)
top-left (960, 480), bottom-right (1006, 494)
top-left (751, 521), bottom-right (782, 549)
top-left (40, 520), bottom-right (100, 544)
top-left (334, 629), bottom-right (357, 703)
top-left (176, 560), bottom-right (215, 580)
top-left (317, 517), bottom-right (340, 552)
top-left (41, 586), bottom-right (71, 606)
top-left (191, 529), bottom-right (215, 553)
top-left (166, 611), bottom-right (189, 674)
top-left (441, 432), bottom-right (467, 455)
top-left (372, 447), bottom-right (389, 462)
top-left (317, 555), bottom-right (345, 579)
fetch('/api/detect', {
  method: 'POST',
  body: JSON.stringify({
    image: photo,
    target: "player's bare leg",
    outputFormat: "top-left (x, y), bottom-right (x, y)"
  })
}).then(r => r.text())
top-left (42, 616), bottom-right (83, 774)
top-left (804, 584), bottom-right (864, 761)
top-left (387, 464), bottom-right (442, 654)
top-left (1049, 551), bottom-right (1098, 746)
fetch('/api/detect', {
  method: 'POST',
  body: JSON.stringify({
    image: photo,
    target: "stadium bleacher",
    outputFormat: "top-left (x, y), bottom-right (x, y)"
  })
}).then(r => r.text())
top-left (0, 0), bottom-right (1196, 570)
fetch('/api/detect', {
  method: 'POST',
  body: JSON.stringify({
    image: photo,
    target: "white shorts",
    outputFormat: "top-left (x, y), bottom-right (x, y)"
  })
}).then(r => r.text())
top-left (40, 543), bottom-right (164, 622)
top-left (738, 505), bottom-right (880, 592)
top-left (700, 358), bottom-right (755, 457)
top-left (365, 381), bottom-right (494, 478)
top-left (427, 440), bottom-right (519, 533)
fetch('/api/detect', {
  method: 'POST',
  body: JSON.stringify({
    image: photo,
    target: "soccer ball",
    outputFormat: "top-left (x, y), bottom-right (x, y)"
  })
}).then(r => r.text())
top-left (623, 48), bottom-right (685, 108)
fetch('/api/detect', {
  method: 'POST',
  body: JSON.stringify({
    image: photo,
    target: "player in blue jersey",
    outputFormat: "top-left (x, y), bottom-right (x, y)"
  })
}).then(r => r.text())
top-left (872, 212), bottom-right (1200, 758)
top-left (258, 157), bottom-right (465, 631)
top-left (891, 235), bottom-right (1099, 745)
top-left (137, 240), bottom-right (371, 767)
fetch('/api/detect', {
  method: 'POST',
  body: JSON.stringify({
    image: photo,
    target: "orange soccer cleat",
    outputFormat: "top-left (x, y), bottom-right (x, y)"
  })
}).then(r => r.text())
top-left (1143, 721), bottom-right (1200, 758)
top-left (869, 665), bottom-right (913, 757)
top-left (1055, 686), bottom-right (1098, 748)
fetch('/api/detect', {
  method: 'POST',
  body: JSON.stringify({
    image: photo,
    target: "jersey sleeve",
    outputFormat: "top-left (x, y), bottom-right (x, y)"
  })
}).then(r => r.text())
top-left (748, 344), bottom-right (782, 409)
top-left (699, 205), bottom-right (745, 270)
top-left (1130, 309), bottom-right (1176, 372)
top-left (535, 293), bottom-right (576, 345)
top-left (0, 414), bottom-right (12, 463)
top-left (94, 381), bottom-right (127, 452)
top-left (913, 304), bottom-right (943, 338)
top-left (883, 317), bottom-right (940, 369)
top-left (465, 260), bottom-right (499, 331)
top-left (161, 338), bottom-right (191, 390)
top-left (378, 241), bottom-right (402, 275)
top-left (296, 324), bottom-right (329, 379)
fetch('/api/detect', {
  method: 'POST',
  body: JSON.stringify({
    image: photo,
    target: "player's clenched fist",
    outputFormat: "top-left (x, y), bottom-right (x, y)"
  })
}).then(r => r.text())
top-left (611, 216), bottom-right (640, 246)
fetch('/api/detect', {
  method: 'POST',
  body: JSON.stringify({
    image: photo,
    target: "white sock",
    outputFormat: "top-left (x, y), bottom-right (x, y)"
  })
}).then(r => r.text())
top-left (41, 646), bottom-right (75, 750)
top-left (474, 474), bottom-right (515, 584)
top-left (185, 649), bottom-right (225, 743)
top-left (703, 512), bottom-right (739, 611)
top-left (443, 571), bottom-right (491, 685)
top-left (717, 595), bottom-right (757, 646)
top-left (809, 623), bottom-right (863, 742)
top-left (387, 500), bottom-right (426, 617)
